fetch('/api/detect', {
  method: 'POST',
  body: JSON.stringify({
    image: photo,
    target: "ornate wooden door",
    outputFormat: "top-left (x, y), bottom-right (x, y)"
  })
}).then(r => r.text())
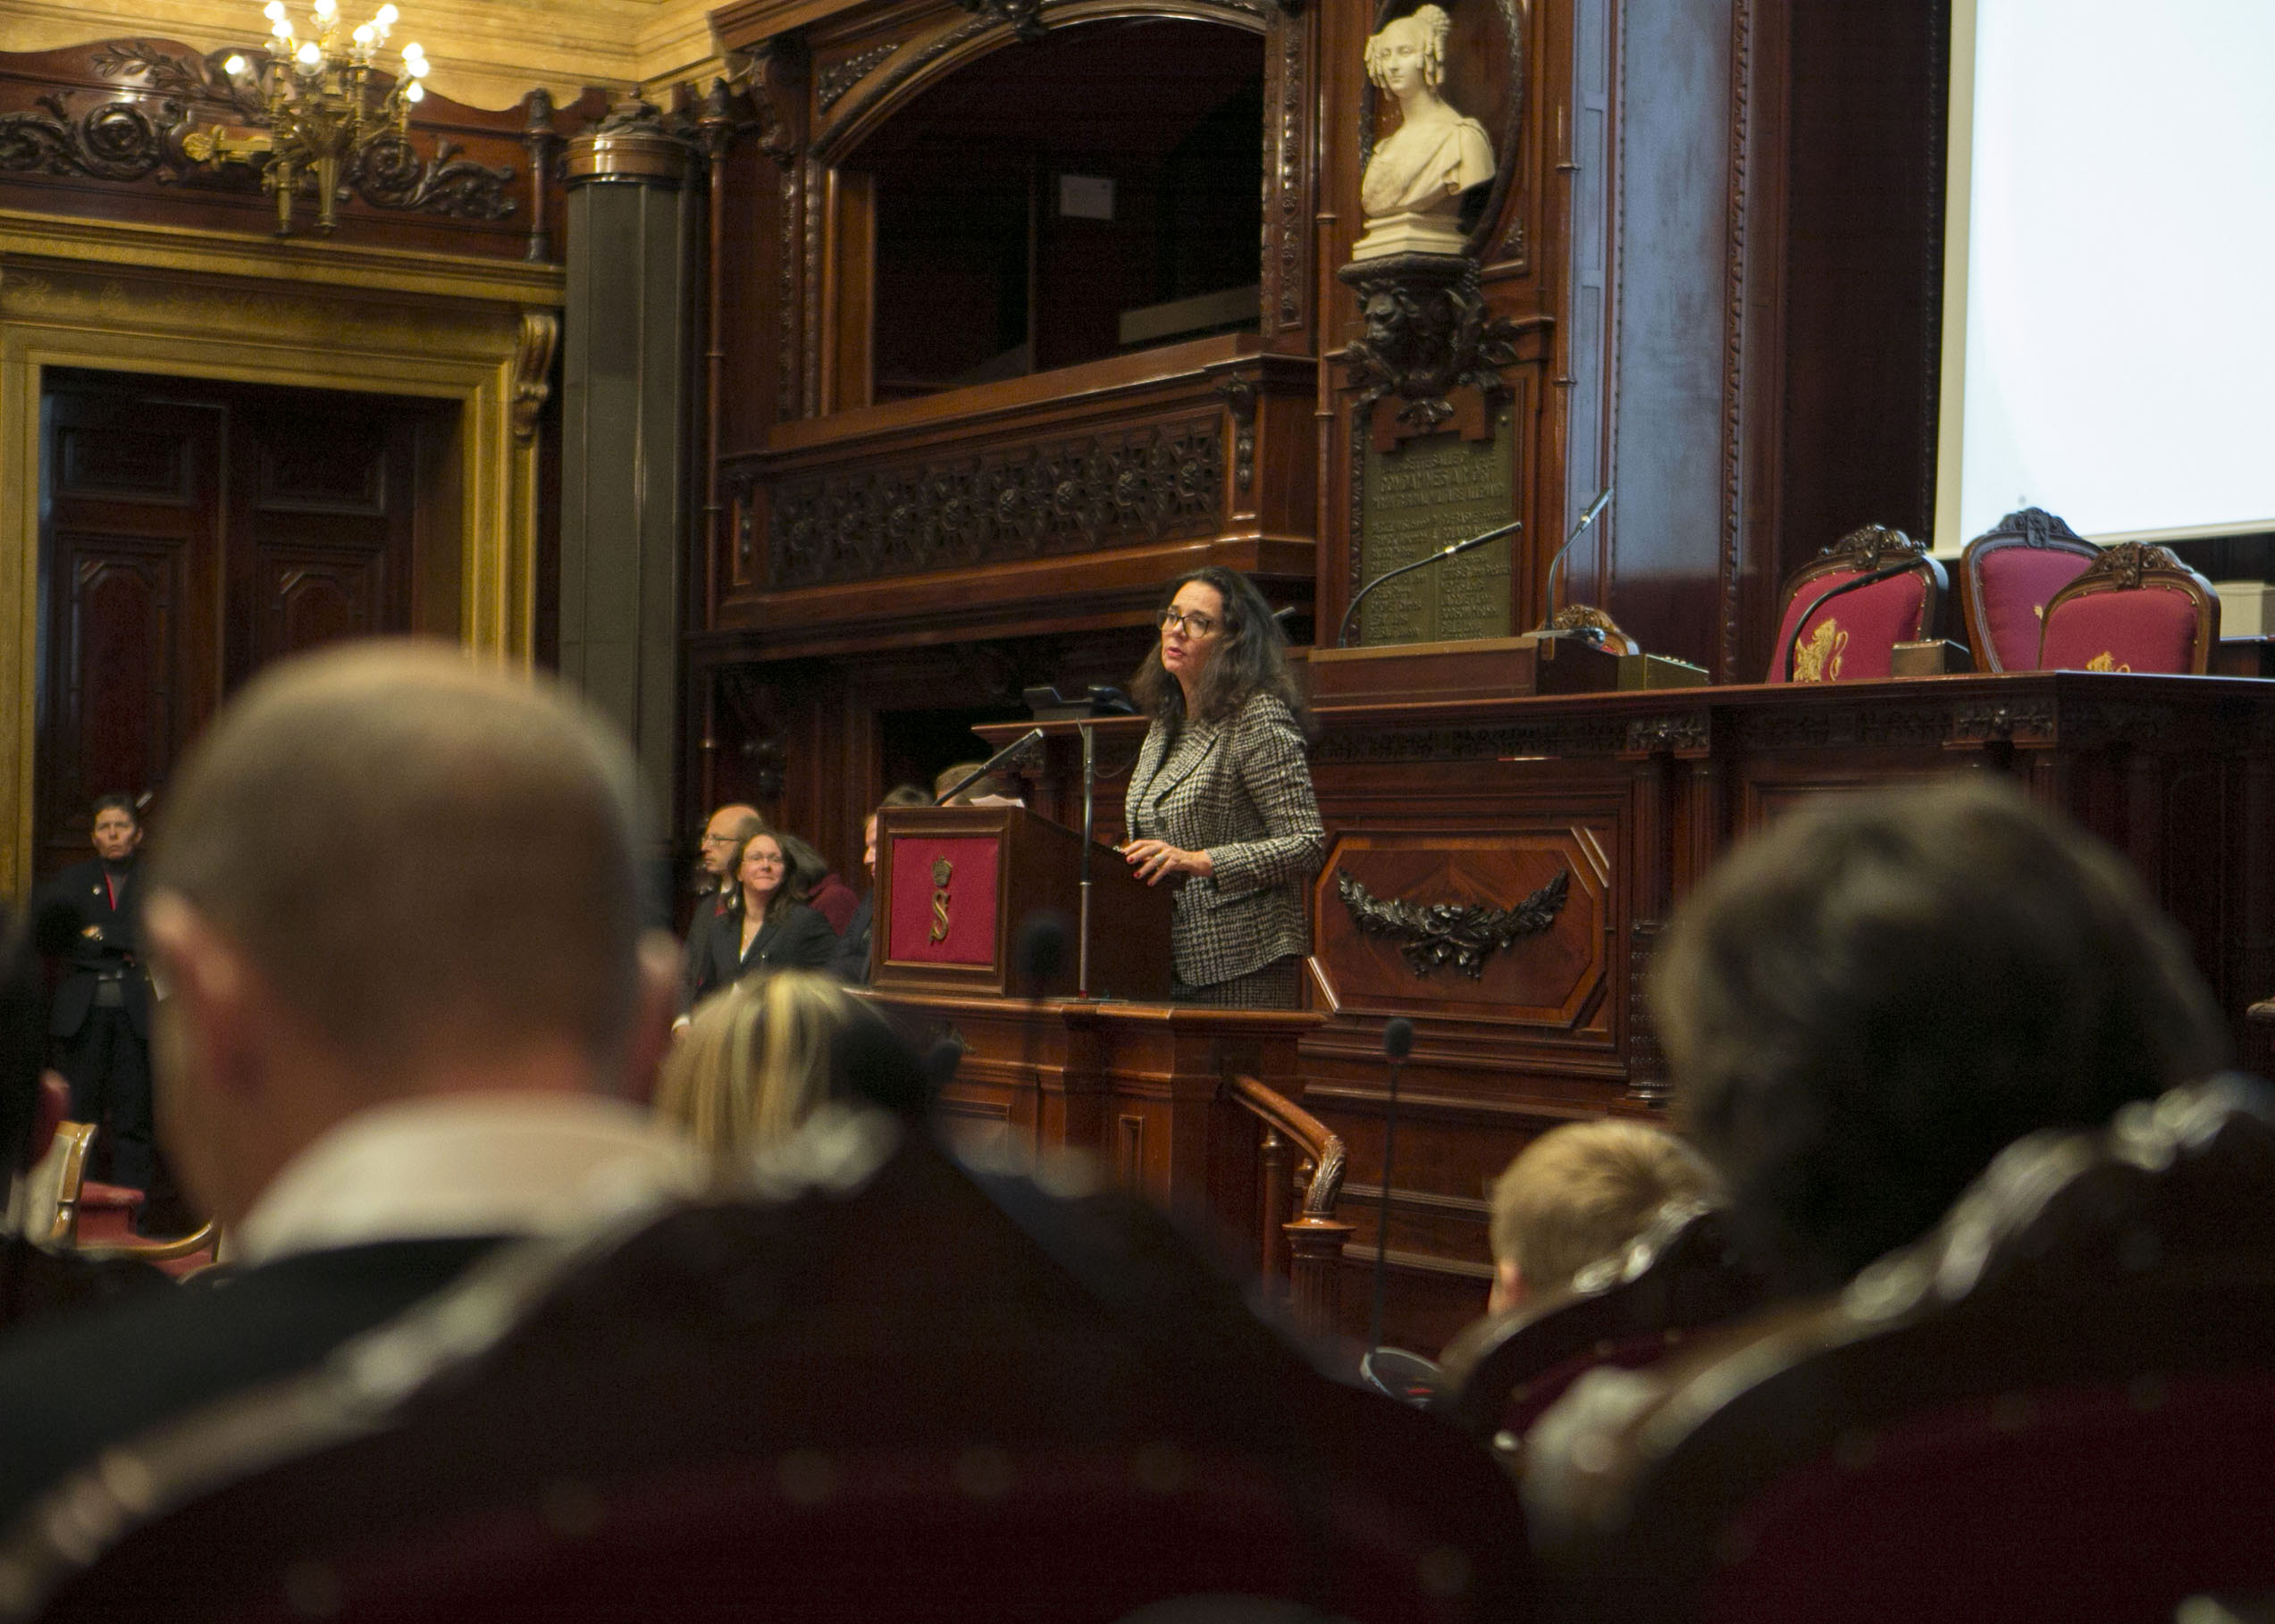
top-left (34, 372), bottom-right (428, 878)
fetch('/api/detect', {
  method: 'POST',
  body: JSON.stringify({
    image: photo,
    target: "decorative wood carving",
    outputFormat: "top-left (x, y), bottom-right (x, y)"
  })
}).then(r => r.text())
top-left (1215, 376), bottom-right (1256, 496)
top-left (1334, 864), bottom-right (1570, 979)
top-left (956, 0), bottom-right (1049, 44)
top-left (816, 43), bottom-right (901, 110)
top-left (1338, 253), bottom-right (1528, 431)
top-left (768, 417), bottom-right (1224, 589)
top-left (511, 313), bottom-right (558, 443)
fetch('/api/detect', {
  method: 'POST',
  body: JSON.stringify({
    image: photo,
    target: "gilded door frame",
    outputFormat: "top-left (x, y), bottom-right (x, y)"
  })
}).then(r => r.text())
top-left (0, 208), bottom-right (562, 900)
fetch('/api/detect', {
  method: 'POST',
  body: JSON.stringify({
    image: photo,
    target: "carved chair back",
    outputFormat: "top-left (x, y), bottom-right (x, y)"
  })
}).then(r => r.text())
top-left (1767, 526), bottom-right (1947, 683)
top-left (1527, 1076), bottom-right (2275, 1624)
top-left (1960, 506), bottom-right (2101, 672)
top-left (1433, 1202), bottom-right (1767, 1454)
top-left (2038, 541), bottom-right (2220, 674)
top-left (15, 1126), bottom-right (1532, 1624)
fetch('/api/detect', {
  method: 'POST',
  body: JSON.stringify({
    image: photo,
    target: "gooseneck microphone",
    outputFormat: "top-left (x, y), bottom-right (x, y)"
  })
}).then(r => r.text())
top-left (1366, 1017), bottom-right (1415, 1360)
top-left (1336, 522), bottom-right (1524, 648)
top-left (936, 727), bottom-right (1045, 806)
top-left (1781, 560), bottom-right (1921, 682)
top-left (1536, 486), bottom-right (1615, 630)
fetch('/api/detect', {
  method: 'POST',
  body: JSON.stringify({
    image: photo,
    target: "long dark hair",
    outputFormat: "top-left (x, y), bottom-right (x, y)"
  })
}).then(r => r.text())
top-left (732, 830), bottom-right (798, 925)
top-left (1130, 566), bottom-right (1311, 732)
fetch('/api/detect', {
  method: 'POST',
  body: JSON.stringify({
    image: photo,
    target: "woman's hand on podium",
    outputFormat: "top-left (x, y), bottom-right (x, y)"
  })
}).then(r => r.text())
top-left (1121, 839), bottom-right (1213, 886)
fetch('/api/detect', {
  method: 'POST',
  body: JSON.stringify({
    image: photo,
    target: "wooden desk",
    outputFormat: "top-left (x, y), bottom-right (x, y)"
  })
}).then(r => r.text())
top-left (978, 673), bottom-right (2275, 1349)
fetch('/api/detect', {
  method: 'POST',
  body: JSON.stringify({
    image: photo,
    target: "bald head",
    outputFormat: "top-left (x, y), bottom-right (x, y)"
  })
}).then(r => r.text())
top-left (148, 641), bottom-right (650, 1070)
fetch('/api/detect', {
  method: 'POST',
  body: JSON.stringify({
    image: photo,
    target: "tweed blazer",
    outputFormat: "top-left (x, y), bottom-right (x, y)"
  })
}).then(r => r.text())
top-left (1123, 690), bottom-right (1327, 989)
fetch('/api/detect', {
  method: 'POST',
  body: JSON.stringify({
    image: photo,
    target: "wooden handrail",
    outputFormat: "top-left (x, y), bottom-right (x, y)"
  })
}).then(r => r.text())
top-left (1231, 1075), bottom-right (1355, 1340)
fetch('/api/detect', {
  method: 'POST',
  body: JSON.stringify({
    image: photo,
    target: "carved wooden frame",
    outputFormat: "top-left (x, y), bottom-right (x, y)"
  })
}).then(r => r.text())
top-left (1768, 523), bottom-right (1945, 682)
top-left (0, 206), bottom-right (558, 900)
top-left (2037, 540), bottom-right (2221, 675)
top-left (1959, 506), bottom-right (2098, 673)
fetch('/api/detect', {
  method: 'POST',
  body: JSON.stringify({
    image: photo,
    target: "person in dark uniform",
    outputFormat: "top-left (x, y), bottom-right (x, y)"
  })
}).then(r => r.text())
top-left (34, 795), bottom-right (155, 1195)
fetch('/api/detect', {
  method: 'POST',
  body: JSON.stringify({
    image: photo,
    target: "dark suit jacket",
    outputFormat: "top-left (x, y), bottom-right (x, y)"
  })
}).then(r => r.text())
top-left (833, 895), bottom-right (874, 984)
top-left (0, 1236), bottom-right (499, 1528)
top-left (735, 901), bottom-right (840, 977)
top-left (1123, 691), bottom-right (1326, 988)
top-left (33, 858), bottom-right (151, 1039)
top-left (681, 885), bottom-right (743, 1010)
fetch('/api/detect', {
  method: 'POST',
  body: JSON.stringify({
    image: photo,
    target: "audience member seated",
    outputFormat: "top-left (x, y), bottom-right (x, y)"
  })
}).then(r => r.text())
top-left (686, 832), bottom-right (839, 1004)
top-left (683, 803), bottom-right (765, 1009)
top-left (1649, 775), bottom-right (2225, 1295)
top-left (1482, 1119), bottom-right (1717, 1318)
top-left (1524, 1076), bottom-right (2275, 1624)
top-left (655, 971), bottom-right (861, 1159)
top-left (835, 784), bottom-right (932, 984)
top-left (6, 1024), bottom-right (1532, 1624)
top-left (1434, 1124), bottom-right (1744, 1449)
top-left (1521, 776), bottom-right (2231, 1596)
top-left (777, 831), bottom-right (860, 935)
top-left (0, 642), bottom-right (700, 1525)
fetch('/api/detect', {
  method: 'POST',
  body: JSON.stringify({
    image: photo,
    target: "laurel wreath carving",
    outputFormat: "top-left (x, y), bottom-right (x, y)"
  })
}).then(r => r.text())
top-left (1335, 865), bottom-right (1571, 979)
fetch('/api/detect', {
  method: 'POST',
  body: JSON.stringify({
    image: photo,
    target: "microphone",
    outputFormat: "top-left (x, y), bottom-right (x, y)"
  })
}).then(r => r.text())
top-left (1781, 559), bottom-right (1921, 682)
top-left (1336, 521), bottom-right (1523, 648)
top-left (936, 726), bottom-right (1045, 806)
top-left (1536, 486), bottom-right (1615, 630)
top-left (1366, 1017), bottom-right (1415, 1360)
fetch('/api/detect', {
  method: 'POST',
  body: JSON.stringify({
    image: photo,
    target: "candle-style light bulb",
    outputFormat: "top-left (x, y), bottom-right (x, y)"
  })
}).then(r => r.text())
top-left (263, 0), bottom-right (286, 17)
top-left (313, 0), bottom-right (337, 17)
top-left (405, 80), bottom-right (424, 101)
top-left (352, 23), bottom-right (374, 44)
top-left (222, 53), bottom-right (248, 74)
top-left (296, 39), bottom-right (321, 64)
top-left (375, 3), bottom-right (399, 22)
top-left (273, 19), bottom-right (295, 38)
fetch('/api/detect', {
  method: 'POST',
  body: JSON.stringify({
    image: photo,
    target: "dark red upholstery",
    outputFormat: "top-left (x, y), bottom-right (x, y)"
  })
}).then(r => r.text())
top-left (19, 1128), bottom-right (1532, 1624)
top-left (1434, 1204), bottom-right (1767, 1448)
top-left (1766, 526), bottom-right (1943, 683)
top-left (1959, 506), bottom-right (2099, 672)
top-left (2041, 582), bottom-right (2204, 673)
top-left (1530, 1076), bottom-right (2275, 1624)
top-left (2037, 540), bottom-right (2219, 674)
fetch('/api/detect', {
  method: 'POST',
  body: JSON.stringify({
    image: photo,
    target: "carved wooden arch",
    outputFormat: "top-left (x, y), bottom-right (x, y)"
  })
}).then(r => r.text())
top-left (1359, 0), bottom-right (1529, 264)
top-left (814, 0), bottom-right (1275, 162)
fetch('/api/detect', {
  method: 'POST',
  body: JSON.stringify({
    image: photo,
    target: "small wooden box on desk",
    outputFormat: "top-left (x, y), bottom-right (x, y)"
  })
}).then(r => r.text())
top-left (870, 804), bottom-right (1173, 1001)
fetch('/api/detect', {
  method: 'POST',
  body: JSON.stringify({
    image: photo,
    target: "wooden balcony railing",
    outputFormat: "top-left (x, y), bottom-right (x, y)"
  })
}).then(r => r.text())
top-left (1230, 1074), bottom-right (1354, 1340)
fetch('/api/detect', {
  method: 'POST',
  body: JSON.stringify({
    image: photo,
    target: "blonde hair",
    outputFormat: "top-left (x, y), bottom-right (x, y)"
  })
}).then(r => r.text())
top-left (1364, 4), bottom-right (1451, 94)
top-left (656, 970), bottom-right (852, 1157)
top-left (1488, 1120), bottom-right (1715, 1290)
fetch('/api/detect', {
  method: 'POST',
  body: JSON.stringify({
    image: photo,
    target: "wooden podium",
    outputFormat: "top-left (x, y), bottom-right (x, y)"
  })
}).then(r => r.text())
top-left (870, 803), bottom-right (1175, 1001)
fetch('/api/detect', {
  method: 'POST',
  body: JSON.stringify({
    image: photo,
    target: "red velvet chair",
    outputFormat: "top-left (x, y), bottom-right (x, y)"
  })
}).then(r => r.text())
top-left (1527, 1076), bottom-right (2275, 1624)
top-left (1767, 525), bottom-right (1946, 682)
top-left (1432, 1202), bottom-right (1767, 1460)
top-left (1959, 507), bottom-right (2100, 672)
top-left (11, 1126), bottom-right (1532, 1624)
top-left (2038, 540), bottom-right (2220, 674)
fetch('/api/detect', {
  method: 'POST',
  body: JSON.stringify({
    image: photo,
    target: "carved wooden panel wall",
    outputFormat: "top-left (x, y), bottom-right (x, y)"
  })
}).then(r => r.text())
top-left (0, 38), bottom-right (607, 258)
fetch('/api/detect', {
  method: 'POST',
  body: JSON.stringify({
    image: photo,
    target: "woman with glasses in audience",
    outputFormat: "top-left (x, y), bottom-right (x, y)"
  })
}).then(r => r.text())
top-left (1122, 566), bottom-right (1326, 1009)
top-left (697, 830), bottom-right (837, 998)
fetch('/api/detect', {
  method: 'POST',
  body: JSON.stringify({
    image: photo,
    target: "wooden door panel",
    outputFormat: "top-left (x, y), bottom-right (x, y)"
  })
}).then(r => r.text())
top-left (35, 386), bottom-right (223, 877)
top-left (263, 550), bottom-right (386, 656)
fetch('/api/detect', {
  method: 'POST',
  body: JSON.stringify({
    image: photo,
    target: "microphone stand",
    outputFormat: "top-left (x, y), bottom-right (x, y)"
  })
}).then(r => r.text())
top-left (1078, 720), bottom-right (1097, 999)
top-left (936, 727), bottom-right (1044, 807)
top-left (1337, 520), bottom-right (1523, 648)
top-left (1781, 560), bottom-right (1921, 682)
top-left (1534, 486), bottom-right (1616, 632)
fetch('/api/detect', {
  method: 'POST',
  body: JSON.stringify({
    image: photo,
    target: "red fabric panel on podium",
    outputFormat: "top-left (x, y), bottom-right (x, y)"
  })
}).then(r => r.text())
top-left (886, 836), bottom-right (1000, 966)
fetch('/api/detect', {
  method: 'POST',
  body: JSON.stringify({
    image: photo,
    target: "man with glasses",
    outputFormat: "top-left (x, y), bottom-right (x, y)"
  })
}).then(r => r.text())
top-left (685, 803), bottom-right (764, 1009)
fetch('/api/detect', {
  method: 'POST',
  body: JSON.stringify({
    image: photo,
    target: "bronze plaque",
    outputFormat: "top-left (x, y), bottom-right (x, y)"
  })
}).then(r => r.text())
top-left (1356, 408), bottom-right (1515, 645)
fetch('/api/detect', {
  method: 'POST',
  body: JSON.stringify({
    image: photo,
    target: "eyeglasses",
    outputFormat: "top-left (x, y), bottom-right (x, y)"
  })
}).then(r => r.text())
top-left (700, 833), bottom-right (741, 846)
top-left (1159, 607), bottom-right (1220, 638)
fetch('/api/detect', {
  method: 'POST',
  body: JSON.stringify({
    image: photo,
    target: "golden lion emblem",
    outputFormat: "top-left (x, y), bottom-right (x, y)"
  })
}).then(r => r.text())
top-left (2086, 651), bottom-right (2131, 673)
top-left (1792, 617), bottom-right (1849, 683)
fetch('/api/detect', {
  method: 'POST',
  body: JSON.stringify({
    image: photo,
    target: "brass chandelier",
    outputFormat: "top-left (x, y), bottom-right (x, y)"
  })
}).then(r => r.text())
top-left (186, 0), bottom-right (430, 237)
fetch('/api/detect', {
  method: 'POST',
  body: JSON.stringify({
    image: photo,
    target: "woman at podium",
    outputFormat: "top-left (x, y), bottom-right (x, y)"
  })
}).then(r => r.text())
top-left (1122, 566), bottom-right (1327, 1009)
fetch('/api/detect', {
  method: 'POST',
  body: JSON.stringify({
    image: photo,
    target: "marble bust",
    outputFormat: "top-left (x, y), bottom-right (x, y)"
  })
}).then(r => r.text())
top-left (1353, 4), bottom-right (1495, 261)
